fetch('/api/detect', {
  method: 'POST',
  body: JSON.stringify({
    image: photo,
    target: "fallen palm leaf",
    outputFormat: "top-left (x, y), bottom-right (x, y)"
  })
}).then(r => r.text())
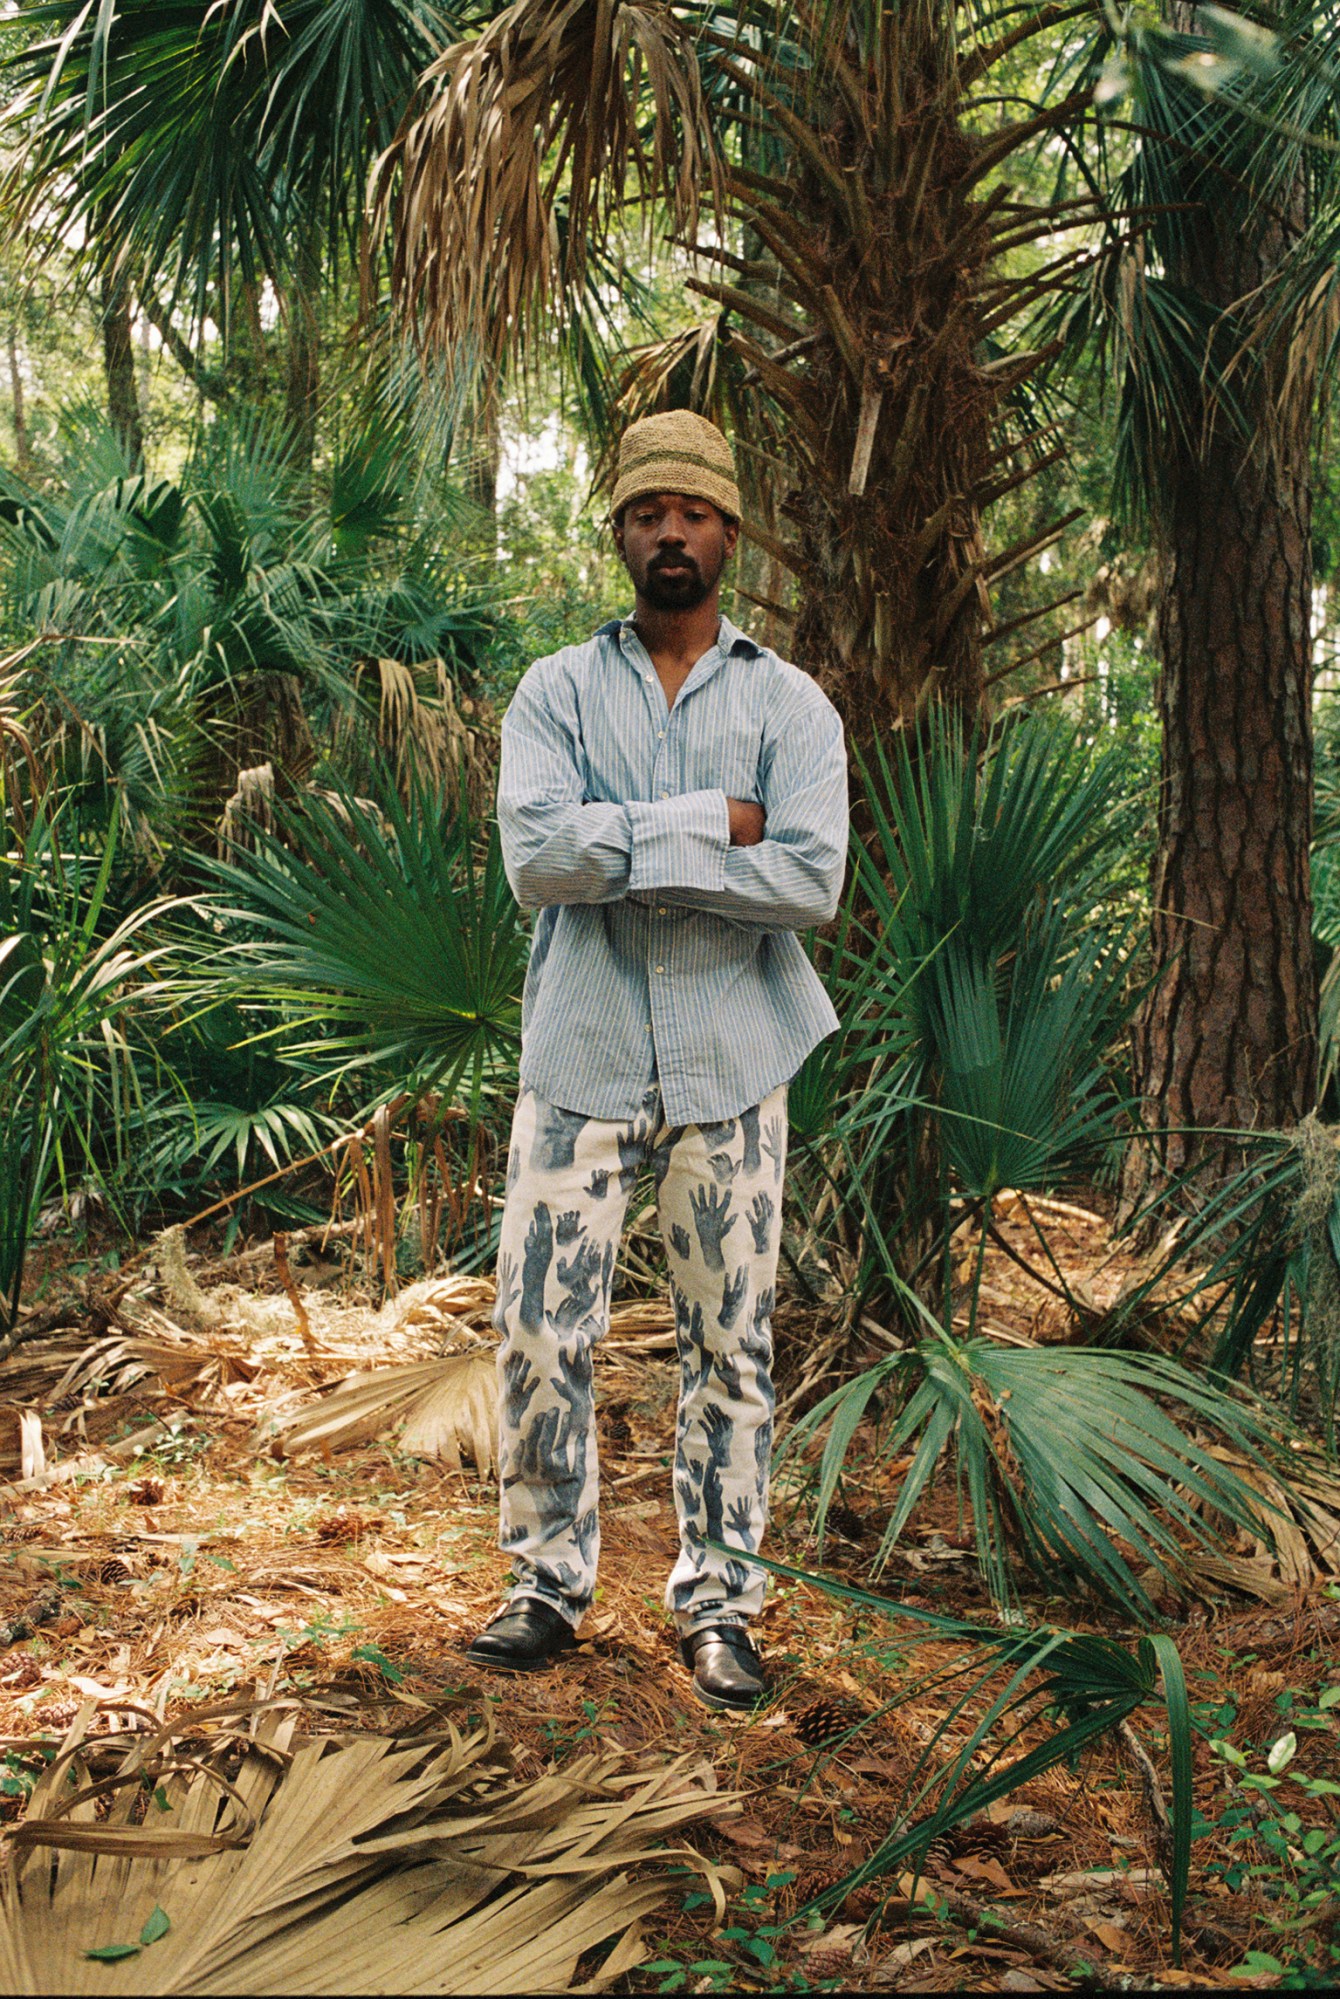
top-left (1177, 1442), bottom-right (1340, 1600)
top-left (258, 1352), bottom-right (499, 1476)
top-left (0, 1700), bottom-right (735, 1994)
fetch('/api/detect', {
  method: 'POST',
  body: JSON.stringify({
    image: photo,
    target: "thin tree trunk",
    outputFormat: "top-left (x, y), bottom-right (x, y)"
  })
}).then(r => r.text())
top-left (283, 241), bottom-right (321, 479)
top-left (7, 324), bottom-right (30, 472)
top-left (99, 264), bottom-right (144, 470)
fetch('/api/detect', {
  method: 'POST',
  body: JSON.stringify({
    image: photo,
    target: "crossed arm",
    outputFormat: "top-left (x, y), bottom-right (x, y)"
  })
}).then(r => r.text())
top-left (497, 672), bottom-right (848, 933)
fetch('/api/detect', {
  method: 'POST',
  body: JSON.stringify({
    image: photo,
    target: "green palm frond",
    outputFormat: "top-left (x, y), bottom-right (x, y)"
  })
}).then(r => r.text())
top-left (201, 781), bottom-right (526, 1101)
top-left (779, 1331), bottom-right (1287, 1622)
top-left (708, 1546), bottom-right (1195, 1962)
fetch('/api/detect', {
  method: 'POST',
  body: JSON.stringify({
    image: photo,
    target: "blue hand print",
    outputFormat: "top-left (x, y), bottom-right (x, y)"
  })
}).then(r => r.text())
top-left (555, 1209), bottom-right (582, 1246)
top-left (725, 1495), bottom-right (757, 1549)
top-left (585, 1168), bottom-right (611, 1200)
top-left (740, 1106), bottom-right (762, 1175)
top-left (699, 1117), bottom-right (736, 1152)
top-left (501, 1349), bottom-right (543, 1431)
top-left (552, 1237), bottom-right (603, 1327)
top-left (752, 1284), bottom-right (775, 1333)
top-left (519, 1204), bottom-right (554, 1333)
top-left (507, 1143), bottom-right (522, 1190)
top-left (530, 1101), bottom-right (590, 1172)
top-left (689, 1182), bottom-right (737, 1271)
top-left (494, 1250), bottom-right (520, 1327)
top-left (719, 1264), bottom-right (749, 1331)
top-left (669, 1221), bottom-right (692, 1261)
top-left (747, 1190), bottom-right (775, 1255)
top-left (706, 1150), bottom-right (737, 1185)
top-left (714, 1347), bottom-right (744, 1398)
top-left (616, 1118), bottom-right (648, 1192)
top-left (761, 1118), bottom-right (785, 1184)
top-left (724, 1558), bottom-right (752, 1599)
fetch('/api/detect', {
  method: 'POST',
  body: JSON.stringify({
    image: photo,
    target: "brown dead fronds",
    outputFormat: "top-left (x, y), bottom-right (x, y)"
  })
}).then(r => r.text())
top-left (0, 1697), bottom-right (736, 1993)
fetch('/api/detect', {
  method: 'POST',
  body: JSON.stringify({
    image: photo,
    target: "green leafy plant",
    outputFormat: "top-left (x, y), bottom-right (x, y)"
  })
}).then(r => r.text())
top-left (715, 1549), bottom-right (1196, 1965)
top-left (0, 787), bottom-right (178, 1347)
top-left (1205, 1690), bottom-right (1340, 1989)
top-left (201, 777), bottom-right (525, 1106)
top-left (779, 1334), bottom-right (1290, 1622)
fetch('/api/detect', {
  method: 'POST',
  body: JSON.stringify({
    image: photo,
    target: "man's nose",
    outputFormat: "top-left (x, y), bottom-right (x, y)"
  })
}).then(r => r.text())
top-left (656, 518), bottom-right (687, 546)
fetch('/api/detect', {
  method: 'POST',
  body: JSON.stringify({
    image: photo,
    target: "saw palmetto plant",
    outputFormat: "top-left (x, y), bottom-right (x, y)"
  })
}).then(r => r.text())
top-left (0, 408), bottom-right (501, 849)
top-left (786, 707), bottom-right (1140, 1320)
top-left (0, 782), bottom-right (179, 1353)
top-left (740, 1550), bottom-right (1195, 1963)
top-left (372, 0), bottom-right (1122, 728)
top-left (202, 777), bottom-right (526, 1104)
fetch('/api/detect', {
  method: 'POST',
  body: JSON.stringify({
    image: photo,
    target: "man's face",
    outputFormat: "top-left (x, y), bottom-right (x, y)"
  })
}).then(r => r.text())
top-left (614, 492), bottom-right (738, 611)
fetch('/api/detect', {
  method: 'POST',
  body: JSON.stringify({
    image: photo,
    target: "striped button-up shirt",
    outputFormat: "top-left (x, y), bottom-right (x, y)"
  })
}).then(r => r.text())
top-left (496, 614), bottom-right (849, 1125)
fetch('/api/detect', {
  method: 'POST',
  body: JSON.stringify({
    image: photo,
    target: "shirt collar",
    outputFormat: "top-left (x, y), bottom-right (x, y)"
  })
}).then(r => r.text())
top-left (594, 613), bottom-right (762, 658)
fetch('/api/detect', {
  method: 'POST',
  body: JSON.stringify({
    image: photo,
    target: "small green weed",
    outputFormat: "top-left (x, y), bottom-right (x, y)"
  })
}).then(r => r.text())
top-left (642, 1871), bottom-right (817, 1993)
top-left (1205, 1685), bottom-right (1340, 1989)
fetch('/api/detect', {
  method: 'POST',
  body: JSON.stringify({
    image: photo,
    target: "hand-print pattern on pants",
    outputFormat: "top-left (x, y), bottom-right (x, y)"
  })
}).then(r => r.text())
top-left (492, 1079), bottom-right (787, 1633)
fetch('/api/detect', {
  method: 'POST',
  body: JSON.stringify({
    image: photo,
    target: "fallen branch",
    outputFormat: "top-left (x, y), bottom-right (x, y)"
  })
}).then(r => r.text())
top-left (918, 1885), bottom-right (1128, 1991)
top-left (1119, 1717), bottom-right (1176, 1879)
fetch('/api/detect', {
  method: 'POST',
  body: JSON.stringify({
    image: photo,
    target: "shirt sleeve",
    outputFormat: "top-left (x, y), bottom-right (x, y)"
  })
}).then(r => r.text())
top-left (497, 667), bottom-right (730, 909)
top-left (646, 691), bottom-right (849, 933)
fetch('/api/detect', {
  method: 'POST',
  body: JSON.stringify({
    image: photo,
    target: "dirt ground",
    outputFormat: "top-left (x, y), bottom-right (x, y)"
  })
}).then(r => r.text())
top-left (2, 1201), bottom-right (1337, 1993)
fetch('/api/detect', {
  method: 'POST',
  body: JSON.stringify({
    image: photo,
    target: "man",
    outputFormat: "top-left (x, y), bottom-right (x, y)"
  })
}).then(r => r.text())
top-left (466, 409), bottom-right (848, 1711)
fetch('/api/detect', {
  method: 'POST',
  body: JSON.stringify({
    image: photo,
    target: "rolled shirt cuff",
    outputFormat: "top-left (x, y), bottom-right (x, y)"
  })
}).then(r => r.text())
top-left (626, 789), bottom-right (730, 893)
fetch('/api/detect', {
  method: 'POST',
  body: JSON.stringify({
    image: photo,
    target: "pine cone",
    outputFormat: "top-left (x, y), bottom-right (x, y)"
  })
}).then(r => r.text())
top-left (603, 1410), bottom-right (633, 1452)
top-left (794, 1695), bottom-right (864, 1747)
top-left (88, 1558), bottom-right (132, 1586)
top-left (802, 1947), bottom-right (854, 1983)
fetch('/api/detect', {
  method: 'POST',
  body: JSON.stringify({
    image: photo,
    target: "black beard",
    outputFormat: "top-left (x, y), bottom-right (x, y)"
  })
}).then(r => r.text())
top-left (639, 562), bottom-right (712, 611)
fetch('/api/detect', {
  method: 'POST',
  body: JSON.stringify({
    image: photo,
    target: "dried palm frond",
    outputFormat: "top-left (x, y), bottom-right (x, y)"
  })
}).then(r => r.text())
top-left (259, 1352), bottom-right (499, 1477)
top-left (0, 1700), bottom-right (735, 1994)
top-left (1180, 1443), bottom-right (1340, 1602)
top-left (373, 0), bottom-right (718, 370)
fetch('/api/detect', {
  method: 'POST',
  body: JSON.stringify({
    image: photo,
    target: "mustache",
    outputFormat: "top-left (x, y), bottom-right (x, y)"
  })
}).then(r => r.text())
top-left (649, 553), bottom-right (699, 574)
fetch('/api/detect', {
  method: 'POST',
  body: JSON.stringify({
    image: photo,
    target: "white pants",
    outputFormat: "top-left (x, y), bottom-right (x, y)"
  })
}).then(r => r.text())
top-left (492, 1078), bottom-right (787, 1630)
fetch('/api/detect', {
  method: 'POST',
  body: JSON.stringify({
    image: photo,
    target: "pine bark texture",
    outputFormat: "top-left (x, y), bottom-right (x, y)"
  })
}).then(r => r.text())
top-left (1138, 437), bottom-right (1316, 1175)
top-left (1131, 23), bottom-right (1317, 1187)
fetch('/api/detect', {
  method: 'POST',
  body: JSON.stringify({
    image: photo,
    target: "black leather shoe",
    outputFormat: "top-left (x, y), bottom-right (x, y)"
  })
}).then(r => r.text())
top-left (680, 1623), bottom-right (768, 1712)
top-left (465, 1597), bottom-right (577, 1673)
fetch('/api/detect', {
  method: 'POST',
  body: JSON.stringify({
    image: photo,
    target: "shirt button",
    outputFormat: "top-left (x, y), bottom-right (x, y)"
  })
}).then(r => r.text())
top-left (657, 730), bottom-right (665, 739)
top-left (645, 1023), bottom-right (652, 1033)
top-left (657, 906), bottom-right (667, 916)
top-left (655, 964), bottom-right (665, 974)
top-left (659, 791), bottom-right (669, 799)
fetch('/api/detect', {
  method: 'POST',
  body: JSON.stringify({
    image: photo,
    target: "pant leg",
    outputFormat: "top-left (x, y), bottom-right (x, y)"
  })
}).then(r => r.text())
top-left (654, 1083), bottom-right (787, 1632)
top-left (492, 1081), bottom-right (659, 1624)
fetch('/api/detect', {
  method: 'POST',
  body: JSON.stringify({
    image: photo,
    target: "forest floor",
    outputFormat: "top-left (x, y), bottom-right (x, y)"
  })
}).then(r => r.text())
top-left (2, 1201), bottom-right (1338, 1993)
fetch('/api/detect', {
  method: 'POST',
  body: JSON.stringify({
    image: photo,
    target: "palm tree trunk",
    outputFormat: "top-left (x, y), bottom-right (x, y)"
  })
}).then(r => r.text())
top-left (99, 264), bottom-right (144, 470)
top-left (283, 239), bottom-right (321, 479)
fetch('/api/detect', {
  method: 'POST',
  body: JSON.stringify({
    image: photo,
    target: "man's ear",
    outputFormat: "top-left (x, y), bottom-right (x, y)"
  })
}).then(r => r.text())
top-left (723, 517), bottom-right (740, 560)
top-left (611, 509), bottom-right (625, 559)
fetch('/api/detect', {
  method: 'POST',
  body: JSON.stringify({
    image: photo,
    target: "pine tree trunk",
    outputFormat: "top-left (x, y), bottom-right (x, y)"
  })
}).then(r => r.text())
top-left (1131, 434), bottom-right (1316, 1183)
top-left (1127, 36), bottom-right (1317, 1195)
top-left (100, 265), bottom-right (144, 470)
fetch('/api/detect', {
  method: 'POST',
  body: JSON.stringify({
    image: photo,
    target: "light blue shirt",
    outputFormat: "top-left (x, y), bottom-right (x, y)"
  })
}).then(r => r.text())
top-left (496, 614), bottom-right (849, 1125)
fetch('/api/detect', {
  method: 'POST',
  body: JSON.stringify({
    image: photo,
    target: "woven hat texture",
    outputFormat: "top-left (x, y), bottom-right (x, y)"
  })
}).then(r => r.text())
top-left (610, 410), bottom-right (741, 521)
